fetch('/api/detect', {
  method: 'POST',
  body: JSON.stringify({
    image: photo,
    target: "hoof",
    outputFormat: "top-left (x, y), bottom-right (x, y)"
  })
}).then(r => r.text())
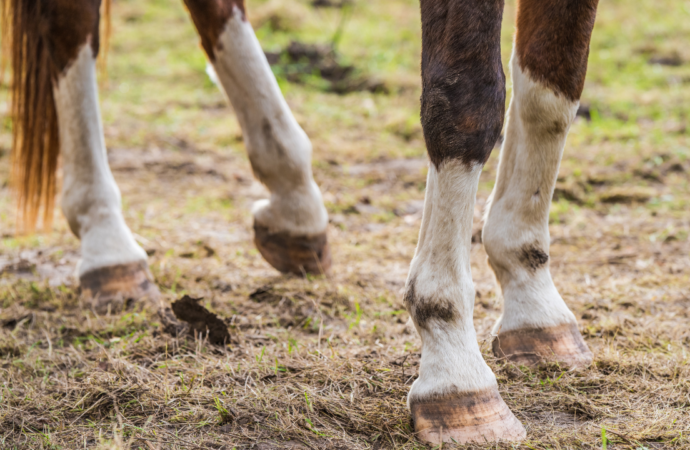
top-left (492, 322), bottom-right (593, 368)
top-left (80, 261), bottom-right (160, 314)
top-left (254, 223), bottom-right (331, 275)
top-left (411, 388), bottom-right (526, 444)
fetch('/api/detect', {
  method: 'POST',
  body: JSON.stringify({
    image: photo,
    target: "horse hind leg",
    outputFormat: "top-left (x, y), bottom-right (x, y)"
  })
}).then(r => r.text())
top-left (482, 0), bottom-right (599, 368)
top-left (184, 0), bottom-right (330, 276)
top-left (11, 0), bottom-right (159, 312)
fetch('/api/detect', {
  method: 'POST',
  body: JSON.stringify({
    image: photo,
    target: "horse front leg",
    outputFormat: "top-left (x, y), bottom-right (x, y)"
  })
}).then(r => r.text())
top-left (405, 0), bottom-right (525, 444)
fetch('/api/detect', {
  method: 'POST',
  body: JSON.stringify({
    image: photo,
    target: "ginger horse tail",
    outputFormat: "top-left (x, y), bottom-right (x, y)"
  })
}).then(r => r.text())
top-left (0, 0), bottom-right (111, 233)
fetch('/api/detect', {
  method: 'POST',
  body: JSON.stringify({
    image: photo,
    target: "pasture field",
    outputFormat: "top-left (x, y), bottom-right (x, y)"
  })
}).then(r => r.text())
top-left (2, 0), bottom-right (690, 448)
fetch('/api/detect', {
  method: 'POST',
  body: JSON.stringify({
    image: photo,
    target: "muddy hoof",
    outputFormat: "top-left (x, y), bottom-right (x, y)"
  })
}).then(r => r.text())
top-left (80, 261), bottom-right (160, 314)
top-left (254, 223), bottom-right (331, 275)
top-left (492, 322), bottom-right (593, 368)
top-left (411, 388), bottom-right (526, 444)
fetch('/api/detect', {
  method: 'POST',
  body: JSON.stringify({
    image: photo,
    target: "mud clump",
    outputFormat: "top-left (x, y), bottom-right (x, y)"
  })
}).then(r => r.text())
top-left (249, 285), bottom-right (282, 304)
top-left (265, 41), bottom-right (387, 94)
top-left (169, 295), bottom-right (230, 346)
top-left (576, 103), bottom-right (592, 121)
top-left (648, 53), bottom-right (683, 66)
top-left (311, 0), bottom-right (352, 8)
top-left (599, 186), bottom-right (656, 204)
top-left (2, 314), bottom-right (34, 329)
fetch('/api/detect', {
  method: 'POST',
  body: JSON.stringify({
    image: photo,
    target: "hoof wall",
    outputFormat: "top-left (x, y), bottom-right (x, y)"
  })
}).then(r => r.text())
top-left (492, 322), bottom-right (593, 368)
top-left (254, 223), bottom-right (331, 275)
top-left (411, 388), bottom-right (526, 444)
top-left (80, 261), bottom-right (160, 313)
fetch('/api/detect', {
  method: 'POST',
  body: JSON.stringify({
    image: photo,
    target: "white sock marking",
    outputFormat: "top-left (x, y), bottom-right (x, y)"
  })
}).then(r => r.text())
top-left (407, 161), bottom-right (497, 403)
top-left (211, 12), bottom-right (328, 236)
top-left (55, 44), bottom-right (147, 276)
top-left (484, 51), bottom-right (580, 333)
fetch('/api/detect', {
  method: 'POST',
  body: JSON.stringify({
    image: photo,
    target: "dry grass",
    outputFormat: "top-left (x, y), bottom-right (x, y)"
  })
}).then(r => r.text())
top-left (2, 0), bottom-right (690, 448)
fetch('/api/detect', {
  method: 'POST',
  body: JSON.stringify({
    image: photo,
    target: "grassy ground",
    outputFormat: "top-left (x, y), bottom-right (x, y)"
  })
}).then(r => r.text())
top-left (1, 0), bottom-right (690, 448)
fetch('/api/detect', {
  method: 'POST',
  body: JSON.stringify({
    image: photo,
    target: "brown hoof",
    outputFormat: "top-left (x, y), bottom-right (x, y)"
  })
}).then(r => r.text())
top-left (80, 261), bottom-right (160, 314)
top-left (492, 322), bottom-right (593, 368)
top-left (411, 388), bottom-right (526, 444)
top-left (253, 223), bottom-right (331, 275)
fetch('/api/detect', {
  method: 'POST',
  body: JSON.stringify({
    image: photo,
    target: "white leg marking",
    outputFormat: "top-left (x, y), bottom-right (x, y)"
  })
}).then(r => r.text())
top-left (407, 161), bottom-right (497, 404)
top-left (55, 44), bottom-right (147, 276)
top-left (483, 51), bottom-right (580, 333)
top-left (211, 12), bottom-right (327, 236)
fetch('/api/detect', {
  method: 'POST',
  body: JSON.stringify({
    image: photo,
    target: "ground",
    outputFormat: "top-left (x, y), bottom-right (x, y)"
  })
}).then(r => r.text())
top-left (1, 0), bottom-right (690, 448)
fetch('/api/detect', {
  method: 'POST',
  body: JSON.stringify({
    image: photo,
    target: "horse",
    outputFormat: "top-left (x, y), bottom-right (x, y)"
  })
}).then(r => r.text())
top-left (0, 0), bottom-right (598, 444)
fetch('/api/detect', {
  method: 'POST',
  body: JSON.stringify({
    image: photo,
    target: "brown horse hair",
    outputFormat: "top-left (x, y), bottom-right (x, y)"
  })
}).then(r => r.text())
top-left (0, 0), bottom-right (111, 234)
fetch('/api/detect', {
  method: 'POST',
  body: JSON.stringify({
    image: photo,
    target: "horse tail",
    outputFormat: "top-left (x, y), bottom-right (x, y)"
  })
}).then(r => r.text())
top-left (98, 0), bottom-right (112, 77)
top-left (1, 0), bottom-right (60, 233)
top-left (0, 0), bottom-right (111, 233)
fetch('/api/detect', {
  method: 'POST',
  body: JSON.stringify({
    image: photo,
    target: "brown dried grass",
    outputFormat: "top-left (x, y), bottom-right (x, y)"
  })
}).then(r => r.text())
top-left (1, 213), bottom-right (689, 449)
top-left (1, 0), bottom-right (690, 448)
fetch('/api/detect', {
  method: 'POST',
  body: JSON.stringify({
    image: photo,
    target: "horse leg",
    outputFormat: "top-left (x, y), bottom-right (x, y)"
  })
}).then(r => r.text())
top-left (47, 1), bottom-right (157, 311)
top-left (483, 0), bottom-right (599, 367)
top-left (183, 0), bottom-right (330, 275)
top-left (405, 0), bottom-right (525, 444)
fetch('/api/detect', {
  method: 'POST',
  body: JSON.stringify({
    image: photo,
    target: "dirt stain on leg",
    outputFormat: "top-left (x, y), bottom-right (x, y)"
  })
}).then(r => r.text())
top-left (517, 244), bottom-right (549, 271)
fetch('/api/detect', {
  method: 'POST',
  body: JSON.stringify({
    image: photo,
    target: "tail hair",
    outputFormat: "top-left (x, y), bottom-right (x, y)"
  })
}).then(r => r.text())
top-left (0, 0), bottom-right (111, 233)
top-left (98, 0), bottom-right (112, 77)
